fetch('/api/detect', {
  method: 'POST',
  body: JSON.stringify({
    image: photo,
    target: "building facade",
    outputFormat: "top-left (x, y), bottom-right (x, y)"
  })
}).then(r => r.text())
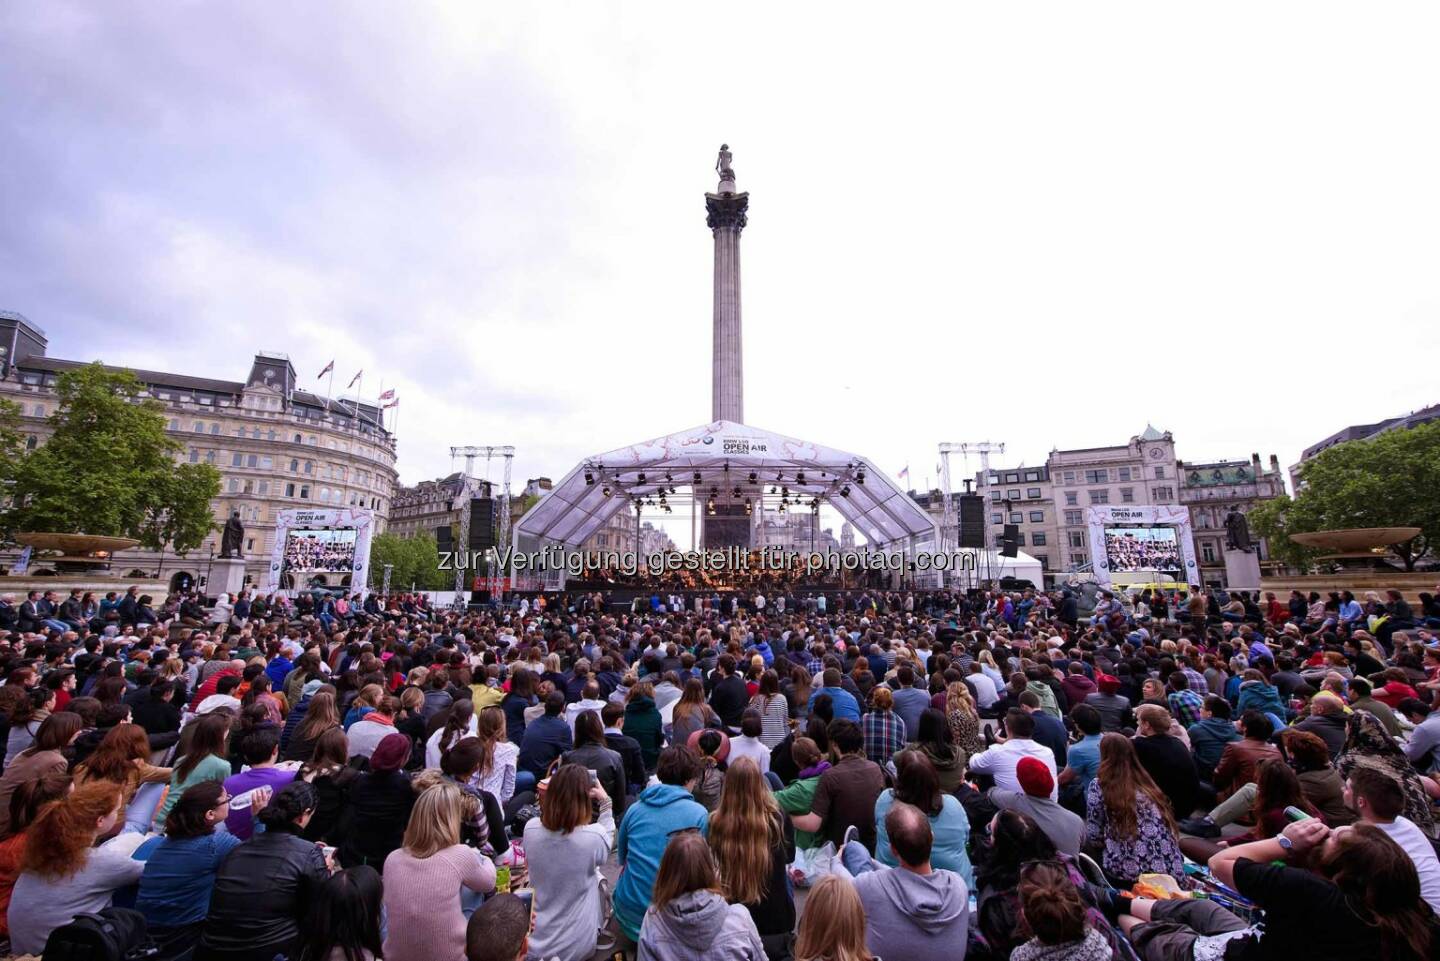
top-left (1048, 425), bottom-right (1180, 575)
top-left (979, 465), bottom-right (1056, 573)
top-left (389, 474), bottom-right (492, 541)
top-left (1179, 454), bottom-right (1286, 585)
top-left (1290, 402), bottom-right (1440, 490)
top-left (0, 312), bottom-right (398, 591)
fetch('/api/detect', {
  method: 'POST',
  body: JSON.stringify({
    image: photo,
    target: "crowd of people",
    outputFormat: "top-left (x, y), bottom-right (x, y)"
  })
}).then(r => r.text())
top-left (1101, 532), bottom-right (1181, 574)
top-left (0, 579), bottom-right (1437, 960)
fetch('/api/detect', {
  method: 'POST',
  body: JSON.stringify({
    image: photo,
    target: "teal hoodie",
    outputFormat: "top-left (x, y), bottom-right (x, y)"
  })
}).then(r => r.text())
top-left (613, 783), bottom-right (709, 939)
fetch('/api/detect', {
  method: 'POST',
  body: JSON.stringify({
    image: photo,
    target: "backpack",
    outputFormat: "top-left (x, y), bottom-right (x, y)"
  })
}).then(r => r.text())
top-left (42, 907), bottom-right (155, 961)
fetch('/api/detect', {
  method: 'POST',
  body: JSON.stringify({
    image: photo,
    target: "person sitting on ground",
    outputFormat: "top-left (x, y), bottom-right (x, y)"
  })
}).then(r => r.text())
top-left (1019, 690), bottom-right (1069, 768)
top-left (134, 780), bottom-right (244, 959)
top-left (612, 745), bottom-right (710, 947)
top-left (1085, 733), bottom-right (1184, 886)
top-left (0, 775), bottom-right (70, 941)
top-left (382, 780), bottom-right (497, 961)
top-left (1131, 703), bottom-right (1200, 823)
top-left (790, 718), bottom-right (886, 854)
top-left (968, 708), bottom-right (1059, 800)
top-left (792, 874), bottom-right (876, 961)
top-left (1010, 861), bottom-right (1114, 961)
top-left (1058, 703), bottom-right (1104, 812)
top-left (840, 800), bottom-right (970, 961)
top-left (709, 756), bottom-right (794, 960)
top-left (1278, 728), bottom-right (1353, 826)
top-left (523, 763), bottom-right (616, 961)
top-left (990, 754), bottom-right (1085, 856)
top-left (518, 689), bottom-right (574, 782)
top-left (196, 780), bottom-right (332, 961)
top-left (728, 707), bottom-right (773, 775)
top-left (7, 781), bottom-right (145, 956)
top-left (1179, 757), bottom-right (1320, 864)
top-left (874, 747), bottom-right (973, 882)
top-left (335, 732), bottom-right (415, 870)
top-left (637, 829), bottom-right (767, 961)
top-left (1120, 819), bottom-right (1436, 961)
top-left (1186, 695), bottom-right (1240, 785)
top-left (1344, 766), bottom-right (1440, 915)
top-left (465, 892), bottom-right (532, 961)
top-left (1212, 710), bottom-right (1280, 802)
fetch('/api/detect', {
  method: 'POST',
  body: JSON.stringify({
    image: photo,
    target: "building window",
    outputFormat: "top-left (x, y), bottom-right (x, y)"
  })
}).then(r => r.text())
top-left (205, 451), bottom-right (216, 465)
top-left (285, 483), bottom-right (296, 497)
top-left (1089, 489), bottom-right (1109, 504)
top-left (246, 454), bottom-right (257, 468)
top-left (1063, 471), bottom-right (1076, 484)
top-left (1120, 487), bottom-right (1134, 503)
top-left (168, 419), bottom-right (178, 430)
top-left (1029, 511), bottom-right (1044, 523)
top-left (988, 473), bottom-right (1001, 485)
top-left (1085, 469), bottom-right (1108, 484)
top-left (1008, 512), bottom-right (1022, 524)
top-left (1035, 553), bottom-right (1049, 568)
top-left (267, 430), bottom-right (277, 441)
top-left (1201, 542), bottom-right (1216, 563)
top-left (1025, 471), bottom-right (1040, 482)
top-left (193, 421), bottom-right (204, 432)
top-left (1070, 552), bottom-right (1086, 566)
top-left (299, 485), bottom-right (310, 499)
top-left (1005, 472), bottom-right (1019, 483)
top-left (258, 481), bottom-right (269, 495)
top-left (261, 456), bottom-right (272, 469)
top-left (1014, 533), bottom-right (1025, 546)
top-left (1026, 487), bottom-right (1041, 499)
top-left (304, 461), bottom-right (313, 474)
top-left (209, 424), bottom-right (220, 435)
top-left (1069, 531), bottom-right (1085, 547)
top-left (231, 453), bottom-right (243, 467)
top-left (290, 458), bottom-right (299, 472)
top-left (1064, 509), bottom-right (1083, 525)
top-left (1065, 491), bottom-right (1078, 506)
top-left (293, 433), bottom-right (303, 444)
top-left (242, 480), bottom-right (253, 494)
top-left (1118, 466), bottom-right (1131, 481)
top-left (1005, 489), bottom-right (1019, 501)
top-left (25, 435), bottom-right (37, 450)
top-left (1154, 466), bottom-right (1166, 478)
top-left (990, 490), bottom-right (1001, 501)
top-left (1154, 486), bottom-right (1173, 500)
top-left (189, 448), bottom-right (199, 463)
top-left (227, 479), bottom-right (239, 492)
top-left (1032, 532), bottom-right (1047, 546)
top-left (991, 512), bottom-right (1003, 524)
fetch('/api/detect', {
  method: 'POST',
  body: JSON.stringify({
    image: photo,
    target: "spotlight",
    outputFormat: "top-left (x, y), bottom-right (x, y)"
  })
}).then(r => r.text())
top-left (769, 486), bottom-right (777, 495)
top-left (706, 498), bottom-right (716, 516)
top-left (584, 471), bottom-right (594, 486)
top-left (732, 487), bottom-right (742, 498)
top-left (637, 473), bottom-right (646, 485)
top-left (744, 500), bottom-right (752, 515)
top-left (665, 472), bottom-right (673, 484)
top-left (776, 472), bottom-right (785, 482)
top-left (840, 485), bottom-right (851, 497)
top-left (601, 485), bottom-right (612, 497)
top-left (856, 468), bottom-right (866, 485)
top-left (795, 471), bottom-right (805, 485)
top-left (693, 472), bottom-right (702, 484)
top-left (747, 472), bottom-right (757, 484)
top-left (779, 502), bottom-right (787, 514)
top-left (781, 486), bottom-right (789, 497)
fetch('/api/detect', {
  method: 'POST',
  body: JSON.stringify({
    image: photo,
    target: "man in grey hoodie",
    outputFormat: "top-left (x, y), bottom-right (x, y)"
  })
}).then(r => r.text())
top-left (843, 802), bottom-right (970, 961)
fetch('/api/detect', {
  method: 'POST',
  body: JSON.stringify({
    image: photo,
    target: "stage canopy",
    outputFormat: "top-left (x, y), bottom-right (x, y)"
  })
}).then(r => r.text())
top-left (514, 420), bottom-right (938, 550)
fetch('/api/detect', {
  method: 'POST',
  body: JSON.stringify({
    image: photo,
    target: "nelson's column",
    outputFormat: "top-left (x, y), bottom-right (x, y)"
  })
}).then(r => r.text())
top-left (703, 144), bottom-right (753, 548)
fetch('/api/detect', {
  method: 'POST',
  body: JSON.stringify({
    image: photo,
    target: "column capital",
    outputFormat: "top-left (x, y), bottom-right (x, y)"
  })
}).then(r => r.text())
top-left (705, 192), bottom-right (749, 231)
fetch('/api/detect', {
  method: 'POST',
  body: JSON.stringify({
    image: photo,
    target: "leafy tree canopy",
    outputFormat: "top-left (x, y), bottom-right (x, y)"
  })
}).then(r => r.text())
top-left (6, 363), bottom-right (221, 552)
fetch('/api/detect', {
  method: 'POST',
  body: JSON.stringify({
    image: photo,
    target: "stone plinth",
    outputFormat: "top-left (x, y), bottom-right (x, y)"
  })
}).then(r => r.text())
top-left (209, 557), bottom-right (248, 598)
top-left (1223, 549), bottom-right (1262, 591)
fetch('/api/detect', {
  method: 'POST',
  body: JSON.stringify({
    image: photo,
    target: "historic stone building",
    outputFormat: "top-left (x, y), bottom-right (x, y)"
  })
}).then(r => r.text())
top-left (1048, 426), bottom-right (1181, 575)
top-left (0, 311), bottom-right (398, 591)
top-left (1179, 455), bottom-right (1287, 585)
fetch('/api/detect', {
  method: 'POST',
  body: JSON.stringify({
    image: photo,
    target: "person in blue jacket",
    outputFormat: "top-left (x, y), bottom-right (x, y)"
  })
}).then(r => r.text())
top-left (613, 745), bottom-right (709, 944)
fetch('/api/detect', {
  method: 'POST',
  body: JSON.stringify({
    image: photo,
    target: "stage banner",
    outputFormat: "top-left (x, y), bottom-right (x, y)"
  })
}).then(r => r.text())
top-left (1085, 504), bottom-right (1199, 589)
top-left (267, 507), bottom-right (376, 594)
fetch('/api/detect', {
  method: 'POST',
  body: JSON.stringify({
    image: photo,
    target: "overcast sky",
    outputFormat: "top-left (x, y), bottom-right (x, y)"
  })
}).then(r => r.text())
top-left (3, 3), bottom-right (1437, 545)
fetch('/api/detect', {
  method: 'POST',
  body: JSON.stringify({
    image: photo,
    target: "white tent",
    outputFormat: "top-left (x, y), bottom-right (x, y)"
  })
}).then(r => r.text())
top-left (948, 548), bottom-right (1044, 588)
top-left (514, 420), bottom-right (937, 551)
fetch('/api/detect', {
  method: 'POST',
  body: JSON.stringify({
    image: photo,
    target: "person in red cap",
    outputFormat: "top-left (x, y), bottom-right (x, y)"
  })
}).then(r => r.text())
top-left (989, 755), bottom-right (1085, 856)
top-left (1082, 673), bottom-right (1133, 732)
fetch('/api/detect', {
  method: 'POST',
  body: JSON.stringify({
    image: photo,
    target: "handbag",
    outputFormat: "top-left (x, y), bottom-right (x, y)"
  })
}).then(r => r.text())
top-left (535, 757), bottom-right (562, 801)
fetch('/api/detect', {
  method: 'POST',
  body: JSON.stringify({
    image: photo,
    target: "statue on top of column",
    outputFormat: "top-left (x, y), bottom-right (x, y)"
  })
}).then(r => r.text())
top-left (716, 144), bottom-right (735, 185)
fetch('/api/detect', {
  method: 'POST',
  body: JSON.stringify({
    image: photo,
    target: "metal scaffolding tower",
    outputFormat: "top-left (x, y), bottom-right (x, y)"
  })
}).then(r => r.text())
top-left (938, 441), bottom-right (1005, 586)
top-left (448, 445), bottom-right (515, 605)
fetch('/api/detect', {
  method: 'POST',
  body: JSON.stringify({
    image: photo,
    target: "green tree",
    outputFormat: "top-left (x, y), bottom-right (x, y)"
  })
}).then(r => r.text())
top-left (7, 364), bottom-right (222, 551)
top-left (369, 532), bottom-right (446, 590)
top-left (1246, 495), bottom-right (1319, 572)
top-left (0, 397), bottom-right (26, 494)
top-left (1281, 419), bottom-right (1440, 570)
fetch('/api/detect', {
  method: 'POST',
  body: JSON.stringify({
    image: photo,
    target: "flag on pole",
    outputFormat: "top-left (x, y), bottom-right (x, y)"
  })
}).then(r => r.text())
top-left (317, 360), bottom-right (334, 379)
top-left (382, 396), bottom-right (399, 409)
top-left (347, 369), bottom-right (363, 389)
top-left (897, 464), bottom-right (910, 482)
top-left (378, 388), bottom-right (396, 401)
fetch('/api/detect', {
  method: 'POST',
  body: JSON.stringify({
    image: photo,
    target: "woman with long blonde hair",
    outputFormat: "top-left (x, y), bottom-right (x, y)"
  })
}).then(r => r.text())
top-left (793, 874), bottom-right (875, 961)
top-left (708, 757), bottom-right (793, 954)
top-left (944, 679), bottom-right (983, 763)
top-left (381, 781), bottom-right (496, 961)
